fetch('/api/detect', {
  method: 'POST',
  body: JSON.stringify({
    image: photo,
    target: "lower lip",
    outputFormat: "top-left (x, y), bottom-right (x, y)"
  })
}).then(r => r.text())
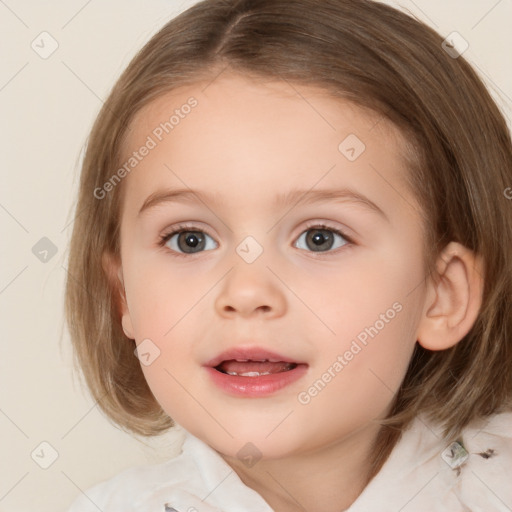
top-left (204, 365), bottom-right (308, 397)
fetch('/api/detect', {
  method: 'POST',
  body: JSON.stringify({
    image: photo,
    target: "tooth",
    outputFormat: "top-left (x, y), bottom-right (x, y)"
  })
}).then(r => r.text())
top-left (224, 371), bottom-right (274, 377)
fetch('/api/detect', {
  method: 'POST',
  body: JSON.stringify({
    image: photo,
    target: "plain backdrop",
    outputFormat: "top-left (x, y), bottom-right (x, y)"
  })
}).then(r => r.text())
top-left (0, 1), bottom-right (511, 511)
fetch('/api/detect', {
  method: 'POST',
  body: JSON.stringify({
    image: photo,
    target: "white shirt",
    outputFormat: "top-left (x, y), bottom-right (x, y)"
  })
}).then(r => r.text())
top-left (66, 412), bottom-right (512, 511)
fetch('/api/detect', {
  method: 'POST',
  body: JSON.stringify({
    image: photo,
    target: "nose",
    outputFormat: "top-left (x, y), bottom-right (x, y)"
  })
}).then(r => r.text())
top-left (214, 261), bottom-right (287, 319)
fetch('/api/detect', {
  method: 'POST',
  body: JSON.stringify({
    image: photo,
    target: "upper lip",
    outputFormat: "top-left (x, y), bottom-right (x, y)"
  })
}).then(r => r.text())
top-left (204, 346), bottom-right (306, 368)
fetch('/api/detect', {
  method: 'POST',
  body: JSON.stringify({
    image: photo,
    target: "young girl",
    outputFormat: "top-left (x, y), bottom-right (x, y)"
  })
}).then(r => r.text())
top-left (64, 0), bottom-right (512, 510)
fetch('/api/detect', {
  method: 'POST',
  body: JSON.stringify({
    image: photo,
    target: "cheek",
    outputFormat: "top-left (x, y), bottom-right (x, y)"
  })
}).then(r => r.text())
top-left (297, 247), bottom-right (425, 416)
top-left (295, 302), bottom-right (419, 447)
top-left (122, 255), bottom-right (211, 401)
top-left (349, 298), bottom-right (419, 381)
top-left (301, 244), bottom-right (425, 344)
top-left (123, 252), bottom-right (211, 338)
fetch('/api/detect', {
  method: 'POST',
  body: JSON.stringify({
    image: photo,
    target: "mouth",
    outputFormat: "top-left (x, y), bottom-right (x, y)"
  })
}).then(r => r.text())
top-left (204, 348), bottom-right (308, 397)
top-left (214, 359), bottom-right (299, 376)
top-left (205, 347), bottom-right (305, 368)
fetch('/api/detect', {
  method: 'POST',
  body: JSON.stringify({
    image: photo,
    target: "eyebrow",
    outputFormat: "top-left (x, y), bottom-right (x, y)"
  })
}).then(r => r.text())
top-left (138, 187), bottom-right (388, 221)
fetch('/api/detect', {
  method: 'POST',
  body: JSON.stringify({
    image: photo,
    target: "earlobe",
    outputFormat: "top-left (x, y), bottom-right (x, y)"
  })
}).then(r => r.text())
top-left (416, 242), bottom-right (484, 351)
top-left (101, 251), bottom-right (135, 339)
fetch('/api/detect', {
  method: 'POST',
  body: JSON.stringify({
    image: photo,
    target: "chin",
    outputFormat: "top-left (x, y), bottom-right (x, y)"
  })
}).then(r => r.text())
top-left (195, 423), bottom-right (308, 462)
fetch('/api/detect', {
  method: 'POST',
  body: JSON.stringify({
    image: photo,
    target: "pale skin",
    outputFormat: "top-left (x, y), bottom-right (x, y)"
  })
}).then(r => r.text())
top-left (107, 73), bottom-right (483, 512)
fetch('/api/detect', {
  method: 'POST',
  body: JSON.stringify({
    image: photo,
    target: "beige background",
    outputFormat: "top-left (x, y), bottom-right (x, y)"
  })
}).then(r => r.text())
top-left (0, 1), bottom-right (511, 511)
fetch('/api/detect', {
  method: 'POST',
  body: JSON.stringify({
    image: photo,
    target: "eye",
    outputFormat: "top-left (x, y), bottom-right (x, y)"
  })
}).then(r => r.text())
top-left (159, 224), bottom-right (218, 256)
top-left (294, 224), bottom-right (351, 253)
top-left (158, 222), bottom-right (352, 257)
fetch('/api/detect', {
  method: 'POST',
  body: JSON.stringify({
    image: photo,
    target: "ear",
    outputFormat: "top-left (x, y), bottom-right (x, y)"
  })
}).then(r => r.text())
top-left (416, 241), bottom-right (484, 351)
top-left (102, 251), bottom-right (135, 340)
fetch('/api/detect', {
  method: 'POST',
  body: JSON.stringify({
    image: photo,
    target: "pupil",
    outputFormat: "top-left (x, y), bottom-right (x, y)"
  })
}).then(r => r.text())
top-left (186, 234), bottom-right (198, 247)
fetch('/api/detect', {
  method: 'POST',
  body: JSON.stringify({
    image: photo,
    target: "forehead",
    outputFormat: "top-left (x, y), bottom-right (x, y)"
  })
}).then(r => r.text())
top-left (126, 73), bottom-right (404, 150)
top-left (119, 73), bottom-right (418, 217)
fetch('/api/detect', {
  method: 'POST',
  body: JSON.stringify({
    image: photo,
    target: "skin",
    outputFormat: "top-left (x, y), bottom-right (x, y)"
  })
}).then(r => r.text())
top-left (110, 72), bottom-right (483, 511)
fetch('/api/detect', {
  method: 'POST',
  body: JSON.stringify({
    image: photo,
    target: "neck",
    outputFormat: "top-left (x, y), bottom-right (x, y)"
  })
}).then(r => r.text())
top-left (222, 421), bottom-right (389, 512)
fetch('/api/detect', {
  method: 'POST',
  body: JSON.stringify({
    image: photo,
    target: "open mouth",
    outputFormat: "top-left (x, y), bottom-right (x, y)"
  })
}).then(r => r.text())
top-left (204, 347), bottom-right (308, 396)
top-left (214, 359), bottom-right (299, 377)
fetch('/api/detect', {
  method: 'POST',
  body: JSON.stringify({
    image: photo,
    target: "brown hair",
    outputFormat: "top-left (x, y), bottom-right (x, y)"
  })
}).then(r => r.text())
top-left (65, 0), bottom-right (512, 483)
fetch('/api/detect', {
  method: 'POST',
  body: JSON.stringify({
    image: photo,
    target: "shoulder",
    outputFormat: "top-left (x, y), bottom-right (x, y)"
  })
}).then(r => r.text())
top-left (67, 430), bottom-right (272, 512)
top-left (65, 455), bottom-right (181, 512)
top-left (64, 431), bottom-right (270, 512)
top-left (348, 410), bottom-right (512, 512)
top-left (453, 410), bottom-right (512, 510)
top-left (65, 433), bottom-right (200, 512)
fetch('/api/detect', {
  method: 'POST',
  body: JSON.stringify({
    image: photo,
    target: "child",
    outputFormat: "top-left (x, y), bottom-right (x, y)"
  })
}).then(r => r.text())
top-left (64, 0), bottom-right (512, 510)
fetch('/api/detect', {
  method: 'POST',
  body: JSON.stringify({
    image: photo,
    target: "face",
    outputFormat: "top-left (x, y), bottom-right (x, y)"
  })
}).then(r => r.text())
top-left (115, 73), bottom-right (429, 461)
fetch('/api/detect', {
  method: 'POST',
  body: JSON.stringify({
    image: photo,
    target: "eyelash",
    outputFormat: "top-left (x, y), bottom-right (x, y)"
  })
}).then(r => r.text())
top-left (158, 222), bottom-right (354, 258)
